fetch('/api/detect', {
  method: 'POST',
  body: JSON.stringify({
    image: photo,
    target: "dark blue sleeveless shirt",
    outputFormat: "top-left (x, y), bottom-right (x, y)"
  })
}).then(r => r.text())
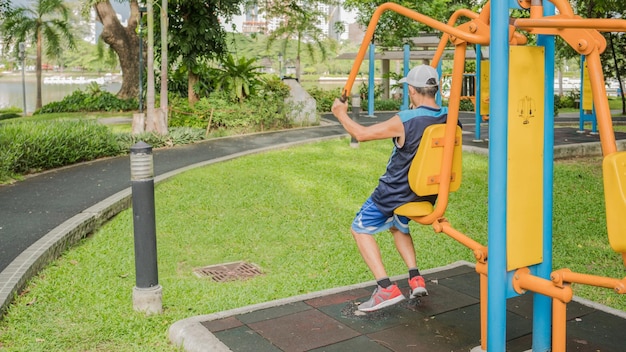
top-left (370, 106), bottom-right (454, 217)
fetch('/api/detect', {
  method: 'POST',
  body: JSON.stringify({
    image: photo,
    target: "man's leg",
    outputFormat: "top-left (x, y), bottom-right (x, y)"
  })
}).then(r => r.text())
top-left (352, 229), bottom-right (388, 280)
top-left (351, 198), bottom-right (406, 311)
top-left (390, 227), bottom-right (417, 269)
top-left (353, 229), bottom-right (406, 312)
top-left (391, 225), bottom-right (428, 298)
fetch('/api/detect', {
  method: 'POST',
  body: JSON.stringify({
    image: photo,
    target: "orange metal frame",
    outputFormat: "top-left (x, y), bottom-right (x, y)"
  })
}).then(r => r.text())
top-left (341, 2), bottom-right (626, 351)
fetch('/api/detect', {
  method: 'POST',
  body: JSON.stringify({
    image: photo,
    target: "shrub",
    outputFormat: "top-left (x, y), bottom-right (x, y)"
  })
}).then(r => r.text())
top-left (555, 93), bottom-right (576, 109)
top-left (358, 81), bottom-right (383, 100)
top-left (459, 98), bottom-right (475, 112)
top-left (441, 98), bottom-right (476, 112)
top-left (0, 120), bottom-right (121, 181)
top-left (166, 65), bottom-right (219, 99)
top-left (307, 86), bottom-right (341, 113)
top-left (372, 99), bottom-right (402, 111)
top-left (34, 86), bottom-right (137, 114)
top-left (214, 54), bottom-right (263, 102)
top-left (115, 127), bottom-right (207, 151)
top-left (169, 78), bottom-right (292, 132)
top-left (0, 107), bottom-right (22, 121)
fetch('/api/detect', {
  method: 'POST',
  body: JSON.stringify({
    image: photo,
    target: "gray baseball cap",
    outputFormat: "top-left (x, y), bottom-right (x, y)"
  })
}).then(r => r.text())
top-left (398, 65), bottom-right (439, 88)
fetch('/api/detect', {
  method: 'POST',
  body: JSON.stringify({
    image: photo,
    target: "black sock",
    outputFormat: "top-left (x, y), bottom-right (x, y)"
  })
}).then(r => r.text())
top-left (377, 277), bottom-right (392, 288)
top-left (409, 268), bottom-right (421, 279)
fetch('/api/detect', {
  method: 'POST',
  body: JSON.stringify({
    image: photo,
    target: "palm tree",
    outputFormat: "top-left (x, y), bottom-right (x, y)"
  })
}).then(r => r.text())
top-left (264, 1), bottom-right (329, 81)
top-left (1, 0), bottom-right (75, 110)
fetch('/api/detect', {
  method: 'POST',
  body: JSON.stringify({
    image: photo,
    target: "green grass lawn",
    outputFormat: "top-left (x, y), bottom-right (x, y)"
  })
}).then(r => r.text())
top-left (0, 140), bottom-right (625, 351)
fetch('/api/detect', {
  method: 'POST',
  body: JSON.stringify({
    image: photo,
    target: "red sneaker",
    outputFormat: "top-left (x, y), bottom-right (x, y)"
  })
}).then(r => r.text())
top-left (358, 284), bottom-right (405, 312)
top-left (408, 276), bottom-right (429, 298)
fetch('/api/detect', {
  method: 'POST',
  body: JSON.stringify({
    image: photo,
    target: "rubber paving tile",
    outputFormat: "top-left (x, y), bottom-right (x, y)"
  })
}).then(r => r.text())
top-left (199, 263), bottom-right (626, 351)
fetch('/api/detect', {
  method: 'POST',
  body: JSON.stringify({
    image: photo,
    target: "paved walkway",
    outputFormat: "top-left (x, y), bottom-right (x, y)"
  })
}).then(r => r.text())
top-left (1, 111), bottom-right (626, 350)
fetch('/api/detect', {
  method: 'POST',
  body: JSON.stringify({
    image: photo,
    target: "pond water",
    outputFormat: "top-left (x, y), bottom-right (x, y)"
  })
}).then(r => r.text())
top-left (0, 73), bottom-right (122, 114)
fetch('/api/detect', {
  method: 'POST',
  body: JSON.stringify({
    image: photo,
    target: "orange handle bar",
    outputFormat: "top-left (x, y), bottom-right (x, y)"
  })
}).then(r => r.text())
top-left (515, 18), bottom-right (626, 32)
top-left (552, 268), bottom-right (626, 294)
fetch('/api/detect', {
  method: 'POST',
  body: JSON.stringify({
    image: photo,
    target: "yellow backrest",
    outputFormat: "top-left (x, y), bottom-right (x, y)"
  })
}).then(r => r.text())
top-left (408, 124), bottom-right (463, 197)
top-left (603, 151), bottom-right (626, 253)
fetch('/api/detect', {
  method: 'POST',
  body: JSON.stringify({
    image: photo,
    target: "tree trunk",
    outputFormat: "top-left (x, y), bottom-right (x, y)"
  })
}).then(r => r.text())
top-left (145, 0), bottom-right (157, 132)
top-left (609, 33), bottom-right (626, 114)
top-left (35, 27), bottom-right (42, 110)
top-left (94, 0), bottom-right (141, 100)
top-left (188, 71), bottom-right (199, 104)
top-left (296, 33), bottom-right (302, 81)
top-left (558, 65), bottom-right (563, 97)
top-left (159, 0), bottom-right (169, 134)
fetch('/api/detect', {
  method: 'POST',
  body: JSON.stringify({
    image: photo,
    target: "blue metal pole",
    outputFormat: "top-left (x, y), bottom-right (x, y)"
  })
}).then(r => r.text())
top-left (402, 44), bottom-right (410, 111)
top-left (475, 44), bottom-right (482, 141)
top-left (436, 61), bottom-right (443, 107)
top-left (487, 0), bottom-right (509, 350)
top-left (534, 1), bottom-right (556, 349)
top-left (592, 106), bottom-right (598, 133)
top-left (579, 55), bottom-right (585, 131)
top-left (368, 43), bottom-right (375, 116)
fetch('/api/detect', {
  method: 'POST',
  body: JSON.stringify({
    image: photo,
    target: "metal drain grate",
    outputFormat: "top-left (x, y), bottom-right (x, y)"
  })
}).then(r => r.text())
top-left (194, 261), bottom-right (263, 282)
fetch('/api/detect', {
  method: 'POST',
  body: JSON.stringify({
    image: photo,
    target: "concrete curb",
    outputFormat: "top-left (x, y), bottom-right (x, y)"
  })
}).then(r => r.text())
top-left (554, 139), bottom-right (626, 159)
top-left (0, 190), bottom-right (131, 316)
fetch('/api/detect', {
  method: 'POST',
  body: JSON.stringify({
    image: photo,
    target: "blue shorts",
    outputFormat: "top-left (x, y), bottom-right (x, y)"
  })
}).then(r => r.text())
top-left (351, 197), bottom-right (410, 235)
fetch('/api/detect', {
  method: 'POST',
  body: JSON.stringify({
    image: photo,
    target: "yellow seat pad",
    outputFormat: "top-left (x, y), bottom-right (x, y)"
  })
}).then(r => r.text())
top-left (394, 201), bottom-right (434, 217)
top-left (603, 151), bottom-right (626, 253)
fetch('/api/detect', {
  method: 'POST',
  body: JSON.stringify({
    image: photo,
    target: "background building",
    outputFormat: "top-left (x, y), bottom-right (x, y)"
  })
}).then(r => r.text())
top-left (226, 1), bottom-right (358, 41)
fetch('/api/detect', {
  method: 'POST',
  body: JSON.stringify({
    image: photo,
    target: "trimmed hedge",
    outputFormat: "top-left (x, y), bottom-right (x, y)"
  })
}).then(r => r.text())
top-left (35, 90), bottom-right (137, 114)
top-left (0, 120), bottom-right (121, 181)
top-left (0, 107), bottom-right (22, 121)
top-left (0, 120), bottom-right (213, 182)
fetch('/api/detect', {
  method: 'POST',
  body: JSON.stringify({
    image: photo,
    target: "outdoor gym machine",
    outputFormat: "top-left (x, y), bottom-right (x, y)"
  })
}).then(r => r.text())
top-left (341, 1), bottom-right (626, 351)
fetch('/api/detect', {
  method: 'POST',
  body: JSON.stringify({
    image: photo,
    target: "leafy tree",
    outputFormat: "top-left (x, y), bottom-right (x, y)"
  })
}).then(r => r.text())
top-left (1, 0), bottom-right (75, 110)
top-left (0, 0), bottom-right (10, 19)
top-left (162, 0), bottom-right (244, 104)
top-left (263, 0), bottom-right (333, 81)
top-left (63, 39), bottom-right (118, 72)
